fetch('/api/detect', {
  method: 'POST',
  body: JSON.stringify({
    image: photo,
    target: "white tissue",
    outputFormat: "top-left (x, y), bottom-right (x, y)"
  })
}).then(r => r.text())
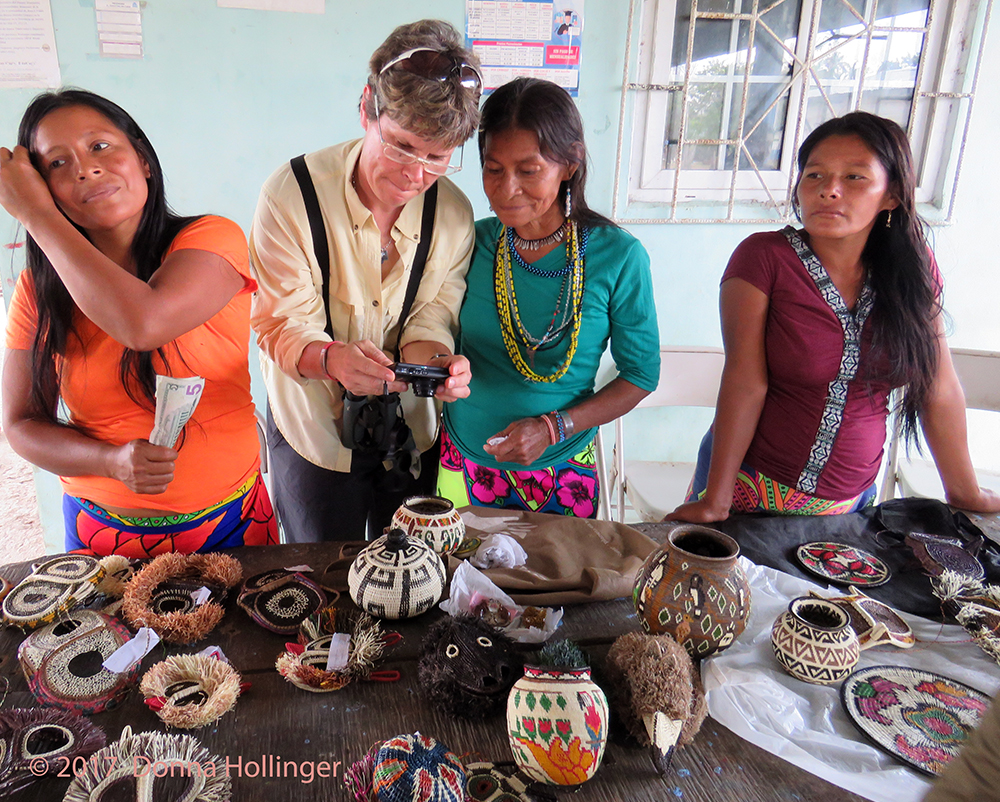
top-left (470, 534), bottom-right (528, 569)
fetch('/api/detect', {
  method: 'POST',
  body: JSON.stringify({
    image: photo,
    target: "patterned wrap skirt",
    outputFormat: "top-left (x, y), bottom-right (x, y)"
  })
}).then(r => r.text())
top-left (437, 426), bottom-right (600, 519)
top-left (687, 429), bottom-right (875, 515)
top-left (64, 471), bottom-right (279, 557)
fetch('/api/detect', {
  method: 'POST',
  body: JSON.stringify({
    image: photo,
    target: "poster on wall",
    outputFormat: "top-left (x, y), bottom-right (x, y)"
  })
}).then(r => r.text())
top-left (0, 0), bottom-right (61, 88)
top-left (95, 0), bottom-right (143, 59)
top-left (466, 0), bottom-right (583, 96)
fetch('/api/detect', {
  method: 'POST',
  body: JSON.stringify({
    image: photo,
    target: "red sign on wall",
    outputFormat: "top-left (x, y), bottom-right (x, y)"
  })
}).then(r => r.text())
top-left (546, 45), bottom-right (580, 65)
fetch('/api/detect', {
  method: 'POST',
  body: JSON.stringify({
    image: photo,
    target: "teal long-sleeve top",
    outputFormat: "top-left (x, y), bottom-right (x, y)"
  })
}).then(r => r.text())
top-left (443, 217), bottom-right (660, 470)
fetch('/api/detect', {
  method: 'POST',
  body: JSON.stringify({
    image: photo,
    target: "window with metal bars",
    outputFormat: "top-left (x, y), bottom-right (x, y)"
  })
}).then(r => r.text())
top-left (615, 0), bottom-right (992, 223)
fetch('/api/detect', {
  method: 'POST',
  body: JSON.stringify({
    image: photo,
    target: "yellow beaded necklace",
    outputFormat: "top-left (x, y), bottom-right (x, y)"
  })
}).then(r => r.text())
top-left (494, 221), bottom-right (586, 383)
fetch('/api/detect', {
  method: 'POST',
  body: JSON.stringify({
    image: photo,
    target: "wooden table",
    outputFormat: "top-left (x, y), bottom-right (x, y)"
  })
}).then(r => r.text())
top-left (0, 537), bottom-right (866, 802)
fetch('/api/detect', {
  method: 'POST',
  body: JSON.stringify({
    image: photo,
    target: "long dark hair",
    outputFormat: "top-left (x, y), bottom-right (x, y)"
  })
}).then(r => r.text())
top-left (795, 112), bottom-right (940, 443)
top-left (17, 89), bottom-right (199, 421)
top-left (478, 77), bottom-right (613, 230)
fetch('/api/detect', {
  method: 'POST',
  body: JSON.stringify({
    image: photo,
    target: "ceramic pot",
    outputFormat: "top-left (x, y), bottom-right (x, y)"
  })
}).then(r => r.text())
top-left (391, 496), bottom-right (466, 556)
top-left (771, 596), bottom-right (860, 685)
top-left (506, 665), bottom-right (609, 785)
top-left (348, 529), bottom-right (445, 619)
top-left (632, 525), bottom-right (751, 658)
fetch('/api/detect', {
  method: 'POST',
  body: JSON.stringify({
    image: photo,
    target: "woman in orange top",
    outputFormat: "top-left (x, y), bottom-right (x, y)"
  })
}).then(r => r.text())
top-left (0, 89), bottom-right (278, 556)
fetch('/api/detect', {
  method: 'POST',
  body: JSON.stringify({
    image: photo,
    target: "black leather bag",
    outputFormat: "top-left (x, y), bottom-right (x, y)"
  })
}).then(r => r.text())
top-left (711, 498), bottom-right (1000, 618)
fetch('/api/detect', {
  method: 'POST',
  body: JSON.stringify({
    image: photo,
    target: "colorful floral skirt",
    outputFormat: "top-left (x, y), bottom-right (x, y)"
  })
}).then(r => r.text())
top-left (64, 471), bottom-right (279, 557)
top-left (437, 427), bottom-right (600, 518)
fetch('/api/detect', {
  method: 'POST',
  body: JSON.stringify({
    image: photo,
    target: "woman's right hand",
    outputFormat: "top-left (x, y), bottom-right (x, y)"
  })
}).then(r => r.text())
top-left (484, 417), bottom-right (552, 467)
top-left (0, 145), bottom-right (59, 223)
top-left (322, 340), bottom-right (406, 395)
top-left (664, 498), bottom-right (731, 523)
top-left (107, 440), bottom-right (178, 495)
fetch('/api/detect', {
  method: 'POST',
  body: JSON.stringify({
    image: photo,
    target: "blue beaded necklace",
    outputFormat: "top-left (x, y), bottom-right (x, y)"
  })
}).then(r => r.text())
top-left (505, 225), bottom-right (588, 277)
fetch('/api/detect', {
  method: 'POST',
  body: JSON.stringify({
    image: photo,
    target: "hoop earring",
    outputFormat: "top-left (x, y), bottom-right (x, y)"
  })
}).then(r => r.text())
top-left (564, 183), bottom-right (572, 219)
top-left (885, 209), bottom-right (892, 229)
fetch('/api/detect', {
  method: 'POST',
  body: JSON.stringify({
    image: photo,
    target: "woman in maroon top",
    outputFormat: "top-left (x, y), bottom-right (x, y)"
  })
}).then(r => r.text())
top-left (669, 111), bottom-right (1000, 523)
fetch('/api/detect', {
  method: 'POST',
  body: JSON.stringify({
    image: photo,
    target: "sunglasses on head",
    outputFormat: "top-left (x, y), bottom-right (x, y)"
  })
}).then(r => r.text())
top-left (379, 47), bottom-right (483, 92)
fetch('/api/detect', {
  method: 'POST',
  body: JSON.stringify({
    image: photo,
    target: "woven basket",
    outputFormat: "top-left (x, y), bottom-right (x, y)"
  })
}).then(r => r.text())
top-left (348, 529), bottom-right (445, 619)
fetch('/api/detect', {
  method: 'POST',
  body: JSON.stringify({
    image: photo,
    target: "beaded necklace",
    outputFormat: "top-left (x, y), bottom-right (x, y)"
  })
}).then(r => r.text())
top-left (494, 221), bottom-right (587, 383)
top-left (504, 227), bottom-right (575, 354)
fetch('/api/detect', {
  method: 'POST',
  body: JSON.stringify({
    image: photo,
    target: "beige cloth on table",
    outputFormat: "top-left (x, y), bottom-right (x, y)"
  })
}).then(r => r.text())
top-left (453, 507), bottom-right (659, 606)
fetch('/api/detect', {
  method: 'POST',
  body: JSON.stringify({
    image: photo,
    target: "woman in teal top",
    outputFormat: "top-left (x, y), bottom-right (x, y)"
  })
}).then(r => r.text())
top-left (439, 78), bottom-right (659, 518)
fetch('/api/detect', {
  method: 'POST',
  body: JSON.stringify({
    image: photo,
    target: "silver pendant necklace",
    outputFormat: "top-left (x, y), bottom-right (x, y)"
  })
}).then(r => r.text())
top-left (510, 219), bottom-right (569, 251)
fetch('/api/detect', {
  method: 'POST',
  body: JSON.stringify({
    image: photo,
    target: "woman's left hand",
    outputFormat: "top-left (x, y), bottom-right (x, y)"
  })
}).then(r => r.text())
top-left (0, 145), bottom-right (58, 222)
top-left (431, 353), bottom-right (472, 403)
top-left (484, 416), bottom-right (551, 466)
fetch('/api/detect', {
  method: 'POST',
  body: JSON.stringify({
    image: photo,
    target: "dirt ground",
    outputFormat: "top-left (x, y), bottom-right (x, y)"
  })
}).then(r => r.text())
top-left (0, 426), bottom-right (46, 564)
top-left (0, 300), bottom-right (48, 565)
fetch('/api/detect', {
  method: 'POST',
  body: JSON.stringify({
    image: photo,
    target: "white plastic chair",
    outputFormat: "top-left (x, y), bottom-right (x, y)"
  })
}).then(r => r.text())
top-left (603, 346), bottom-right (725, 523)
top-left (880, 348), bottom-right (1000, 503)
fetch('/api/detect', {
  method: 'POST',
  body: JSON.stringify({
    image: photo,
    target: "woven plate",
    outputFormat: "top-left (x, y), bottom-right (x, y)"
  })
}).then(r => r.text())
top-left (795, 541), bottom-right (890, 587)
top-left (840, 665), bottom-right (990, 776)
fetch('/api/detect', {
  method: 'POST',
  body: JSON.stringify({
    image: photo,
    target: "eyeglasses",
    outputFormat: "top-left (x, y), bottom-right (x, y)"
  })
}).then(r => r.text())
top-left (379, 47), bottom-right (483, 92)
top-left (373, 94), bottom-right (464, 176)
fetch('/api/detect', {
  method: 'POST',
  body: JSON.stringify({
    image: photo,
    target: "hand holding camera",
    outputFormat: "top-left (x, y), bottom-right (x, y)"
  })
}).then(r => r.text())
top-left (322, 339), bottom-right (406, 395)
top-left (390, 362), bottom-right (450, 397)
top-left (407, 352), bottom-right (472, 402)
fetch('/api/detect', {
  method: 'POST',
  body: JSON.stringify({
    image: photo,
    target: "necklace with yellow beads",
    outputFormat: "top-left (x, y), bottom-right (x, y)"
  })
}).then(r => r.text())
top-left (494, 221), bottom-right (587, 383)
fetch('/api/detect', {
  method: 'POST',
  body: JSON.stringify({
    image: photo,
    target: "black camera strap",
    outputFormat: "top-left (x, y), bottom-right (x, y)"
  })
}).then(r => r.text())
top-left (290, 154), bottom-right (334, 340)
top-left (289, 153), bottom-right (438, 355)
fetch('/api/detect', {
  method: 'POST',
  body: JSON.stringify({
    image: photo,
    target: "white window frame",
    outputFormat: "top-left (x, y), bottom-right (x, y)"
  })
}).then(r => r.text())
top-left (613, 0), bottom-right (993, 223)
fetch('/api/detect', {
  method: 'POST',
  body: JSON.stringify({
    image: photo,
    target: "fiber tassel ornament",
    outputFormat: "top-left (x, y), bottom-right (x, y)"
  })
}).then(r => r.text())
top-left (932, 570), bottom-right (1000, 665)
top-left (344, 741), bottom-right (381, 802)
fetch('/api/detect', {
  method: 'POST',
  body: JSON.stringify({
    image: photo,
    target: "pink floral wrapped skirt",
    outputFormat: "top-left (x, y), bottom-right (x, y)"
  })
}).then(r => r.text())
top-left (437, 426), bottom-right (600, 519)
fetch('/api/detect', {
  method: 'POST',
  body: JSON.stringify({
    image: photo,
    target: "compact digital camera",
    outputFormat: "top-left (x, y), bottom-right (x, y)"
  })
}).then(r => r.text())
top-left (391, 362), bottom-right (449, 398)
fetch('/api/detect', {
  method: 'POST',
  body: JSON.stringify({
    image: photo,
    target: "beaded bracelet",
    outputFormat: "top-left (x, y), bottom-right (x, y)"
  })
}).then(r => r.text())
top-left (540, 413), bottom-right (557, 446)
top-left (549, 410), bottom-right (566, 443)
top-left (320, 341), bottom-right (339, 381)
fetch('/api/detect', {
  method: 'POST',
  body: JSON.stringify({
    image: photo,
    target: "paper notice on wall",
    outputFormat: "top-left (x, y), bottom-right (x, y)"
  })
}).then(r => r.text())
top-left (217, 0), bottom-right (324, 13)
top-left (466, 0), bottom-right (584, 96)
top-left (96, 0), bottom-right (143, 59)
top-left (0, 0), bottom-right (61, 88)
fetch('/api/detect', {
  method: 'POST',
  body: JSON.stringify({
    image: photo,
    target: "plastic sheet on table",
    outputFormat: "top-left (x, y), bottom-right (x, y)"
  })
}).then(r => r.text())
top-left (703, 558), bottom-right (1000, 802)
